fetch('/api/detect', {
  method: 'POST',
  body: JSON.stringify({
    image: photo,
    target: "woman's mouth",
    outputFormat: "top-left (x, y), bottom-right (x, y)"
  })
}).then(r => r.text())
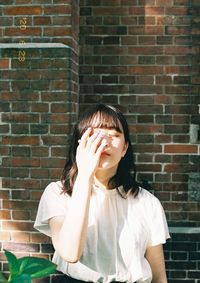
top-left (101, 151), bottom-right (110, 156)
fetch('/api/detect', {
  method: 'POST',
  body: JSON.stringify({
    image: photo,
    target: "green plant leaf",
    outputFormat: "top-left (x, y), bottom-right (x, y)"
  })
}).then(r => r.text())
top-left (18, 256), bottom-right (57, 279)
top-left (9, 273), bottom-right (31, 283)
top-left (0, 271), bottom-right (7, 283)
top-left (4, 250), bottom-right (19, 277)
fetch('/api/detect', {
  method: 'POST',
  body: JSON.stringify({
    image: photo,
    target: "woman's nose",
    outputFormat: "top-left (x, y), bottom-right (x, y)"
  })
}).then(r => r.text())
top-left (99, 131), bottom-right (111, 145)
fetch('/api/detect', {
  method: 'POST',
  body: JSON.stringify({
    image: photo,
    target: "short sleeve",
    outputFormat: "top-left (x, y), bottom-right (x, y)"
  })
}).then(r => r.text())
top-left (34, 181), bottom-right (68, 237)
top-left (147, 196), bottom-right (170, 247)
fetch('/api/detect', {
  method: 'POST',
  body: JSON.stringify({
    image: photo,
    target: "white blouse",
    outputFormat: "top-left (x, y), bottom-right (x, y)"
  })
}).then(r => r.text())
top-left (34, 181), bottom-right (170, 283)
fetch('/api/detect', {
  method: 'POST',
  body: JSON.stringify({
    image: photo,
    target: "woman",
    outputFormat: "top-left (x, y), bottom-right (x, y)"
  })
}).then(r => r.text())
top-left (34, 104), bottom-right (170, 283)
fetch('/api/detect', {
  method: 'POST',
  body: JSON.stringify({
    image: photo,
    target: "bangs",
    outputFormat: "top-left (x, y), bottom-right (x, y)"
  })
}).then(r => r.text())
top-left (78, 106), bottom-right (123, 136)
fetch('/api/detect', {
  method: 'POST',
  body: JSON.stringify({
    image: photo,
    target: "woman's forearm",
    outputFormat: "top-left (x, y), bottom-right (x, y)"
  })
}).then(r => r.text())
top-left (58, 174), bottom-right (93, 262)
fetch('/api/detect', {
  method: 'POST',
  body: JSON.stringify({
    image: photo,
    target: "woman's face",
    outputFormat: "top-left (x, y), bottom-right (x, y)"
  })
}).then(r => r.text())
top-left (91, 126), bottom-right (128, 171)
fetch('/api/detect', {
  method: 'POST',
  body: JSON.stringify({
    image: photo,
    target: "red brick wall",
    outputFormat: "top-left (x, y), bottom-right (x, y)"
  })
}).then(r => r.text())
top-left (0, 0), bottom-right (200, 282)
top-left (79, 0), bottom-right (200, 227)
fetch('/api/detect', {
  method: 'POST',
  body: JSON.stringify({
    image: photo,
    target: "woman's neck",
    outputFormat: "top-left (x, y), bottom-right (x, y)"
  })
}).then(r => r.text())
top-left (94, 167), bottom-right (117, 189)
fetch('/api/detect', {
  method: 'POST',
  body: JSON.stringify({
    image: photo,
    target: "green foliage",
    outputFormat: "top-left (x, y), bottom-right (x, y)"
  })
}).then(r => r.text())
top-left (0, 250), bottom-right (57, 283)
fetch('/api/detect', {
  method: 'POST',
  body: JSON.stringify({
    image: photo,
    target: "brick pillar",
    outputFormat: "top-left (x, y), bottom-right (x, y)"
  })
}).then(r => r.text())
top-left (0, 43), bottom-right (78, 280)
top-left (0, 0), bottom-right (79, 281)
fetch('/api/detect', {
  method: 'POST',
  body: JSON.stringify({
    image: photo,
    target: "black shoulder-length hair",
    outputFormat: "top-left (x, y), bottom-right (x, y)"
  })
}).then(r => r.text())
top-left (61, 103), bottom-right (140, 197)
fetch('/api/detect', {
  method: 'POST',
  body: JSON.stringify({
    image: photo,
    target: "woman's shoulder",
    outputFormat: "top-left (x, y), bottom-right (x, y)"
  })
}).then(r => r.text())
top-left (43, 181), bottom-right (69, 200)
top-left (133, 187), bottom-right (162, 208)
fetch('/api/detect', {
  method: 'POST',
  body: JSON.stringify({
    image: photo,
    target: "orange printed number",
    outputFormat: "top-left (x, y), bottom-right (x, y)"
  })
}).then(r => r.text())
top-left (18, 50), bottom-right (26, 62)
top-left (20, 17), bottom-right (27, 30)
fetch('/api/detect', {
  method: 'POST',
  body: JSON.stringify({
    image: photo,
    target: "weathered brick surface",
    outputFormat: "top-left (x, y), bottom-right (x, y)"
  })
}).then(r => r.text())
top-left (0, 0), bottom-right (79, 278)
top-left (79, 1), bottom-right (200, 281)
top-left (79, 0), bottom-right (200, 227)
top-left (0, 0), bottom-right (79, 50)
top-left (0, 45), bottom-right (78, 278)
top-left (165, 229), bottom-right (200, 283)
top-left (0, 0), bottom-right (200, 282)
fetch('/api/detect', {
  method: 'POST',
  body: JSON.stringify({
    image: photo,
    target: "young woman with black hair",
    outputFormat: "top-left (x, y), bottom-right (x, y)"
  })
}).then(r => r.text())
top-left (34, 104), bottom-right (170, 283)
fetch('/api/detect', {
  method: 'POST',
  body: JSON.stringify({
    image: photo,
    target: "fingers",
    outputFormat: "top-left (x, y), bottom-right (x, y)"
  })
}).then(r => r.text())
top-left (78, 127), bottom-right (92, 147)
top-left (89, 133), bottom-right (105, 153)
top-left (78, 128), bottom-right (108, 155)
top-left (95, 139), bottom-right (108, 158)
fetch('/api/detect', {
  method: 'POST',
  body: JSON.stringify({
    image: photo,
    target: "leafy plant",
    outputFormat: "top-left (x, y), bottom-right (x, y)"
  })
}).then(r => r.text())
top-left (0, 250), bottom-right (57, 283)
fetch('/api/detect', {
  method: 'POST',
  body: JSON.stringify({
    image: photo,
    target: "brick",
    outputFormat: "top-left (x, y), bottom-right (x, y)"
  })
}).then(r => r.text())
top-left (43, 5), bottom-right (72, 15)
top-left (156, 0), bottom-right (173, 5)
top-left (157, 36), bottom-right (173, 45)
top-left (2, 221), bottom-right (34, 232)
top-left (164, 144), bottom-right (198, 153)
top-left (49, 168), bottom-right (62, 179)
top-left (3, 157), bottom-right (40, 167)
top-left (145, 7), bottom-right (165, 15)
top-left (137, 96), bottom-right (154, 104)
top-left (3, 242), bottom-right (39, 252)
top-left (156, 76), bottom-right (173, 85)
top-left (11, 232), bottom-right (30, 243)
top-left (156, 15), bottom-right (174, 26)
top-left (41, 114), bottom-right (70, 123)
top-left (2, 136), bottom-right (40, 146)
top-left (31, 233), bottom-right (51, 243)
top-left (135, 144), bottom-right (162, 153)
top-left (172, 174), bottom-right (188, 182)
top-left (166, 7), bottom-right (189, 15)
top-left (165, 46), bottom-right (194, 55)
top-left (40, 158), bottom-right (65, 168)
top-left (94, 26), bottom-right (127, 35)
top-left (139, 56), bottom-right (155, 65)
top-left (120, 55), bottom-right (137, 65)
top-left (9, 179), bottom-right (40, 190)
top-left (3, 6), bottom-right (42, 15)
top-left (0, 232), bottom-right (11, 242)
top-left (173, 135), bottom-right (190, 143)
top-left (50, 147), bottom-right (66, 156)
top-left (156, 56), bottom-right (173, 65)
top-left (138, 16), bottom-right (156, 25)
top-left (121, 16), bottom-right (137, 25)
top-left (30, 169), bottom-right (49, 179)
top-left (128, 66), bottom-right (163, 74)
top-left (52, 15), bottom-right (71, 25)
top-left (93, 7), bottom-right (128, 16)
top-left (94, 66), bottom-right (127, 74)
top-left (43, 27), bottom-right (72, 36)
top-left (129, 7), bottom-right (146, 15)
top-left (138, 36), bottom-right (156, 45)
top-left (164, 163), bottom-right (197, 173)
top-left (155, 134), bottom-right (171, 143)
top-left (12, 210), bottom-right (30, 220)
top-left (155, 174), bottom-right (171, 182)
top-left (121, 0), bottom-right (137, 4)
top-left (135, 76), bottom-right (154, 84)
top-left (11, 168), bottom-right (29, 178)
top-left (164, 125), bottom-right (189, 134)
top-left (31, 146), bottom-right (49, 157)
top-left (0, 59), bottom-right (10, 69)
top-left (128, 26), bottom-right (164, 35)
top-left (155, 115), bottom-right (172, 124)
top-left (137, 134), bottom-right (154, 143)
top-left (0, 17), bottom-right (13, 26)
top-left (137, 154), bottom-right (154, 163)
top-left (165, 26), bottom-right (191, 35)
top-left (0, 210), bottom-right (11, 220)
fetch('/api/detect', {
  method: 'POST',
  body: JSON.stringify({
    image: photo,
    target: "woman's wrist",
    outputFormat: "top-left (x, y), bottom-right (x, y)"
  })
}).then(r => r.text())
top-left (76, 172), bottom-right (94, 187)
